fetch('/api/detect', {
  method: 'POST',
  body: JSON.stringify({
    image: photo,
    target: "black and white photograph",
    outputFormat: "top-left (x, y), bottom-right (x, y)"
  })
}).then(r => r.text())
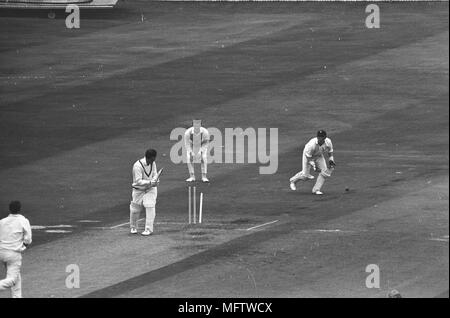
top-left (0, 0), bottom-right (448, 303)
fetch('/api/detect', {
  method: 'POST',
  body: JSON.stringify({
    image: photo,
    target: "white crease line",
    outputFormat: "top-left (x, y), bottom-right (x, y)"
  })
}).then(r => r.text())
top-left (299, 229), bottom-right (362, 234)
top-left (86, 227), bottom-right (113, 230)
top-left (246, 220), bottom-right (279, 231)
top-left (110, 218), bottom-right (188, 229)
top-left (45, 230), bottom-right (72, 234)
top-left (110, 220), bottom-right (138, 229)
top-left (110, 219), bottom-right (235, 229)
top-left (429, 238), bottom-right (449, 242)
top-left (157, 221), bottom-right (192, 225)
top-left (32, 225), bottom-right (74, 230)
top-left (157, 221), bottom-right (228, 225)
top-left (109, 219), bottom-right (187, 229)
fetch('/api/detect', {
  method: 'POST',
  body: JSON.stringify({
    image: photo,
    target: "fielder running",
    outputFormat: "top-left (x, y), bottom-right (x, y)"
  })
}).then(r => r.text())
top-left (0, 201), bottom-right (32, 298)
top-left (130, 149), bottom-right (159, 236)
top-left (289, 130), bottom-right (336, 195)
top-left (184, 119), bottom-right (210, 183)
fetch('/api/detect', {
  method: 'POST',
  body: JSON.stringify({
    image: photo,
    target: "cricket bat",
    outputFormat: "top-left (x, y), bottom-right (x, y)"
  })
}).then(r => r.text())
top-left (154, 168), bottom-right (164, 182)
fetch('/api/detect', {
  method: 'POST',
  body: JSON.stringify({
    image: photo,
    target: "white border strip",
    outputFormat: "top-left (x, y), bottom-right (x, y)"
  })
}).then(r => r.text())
top-left (155, 0), bottom-right (449, 3)
top-left (429, 238), bottom-right (449, 242)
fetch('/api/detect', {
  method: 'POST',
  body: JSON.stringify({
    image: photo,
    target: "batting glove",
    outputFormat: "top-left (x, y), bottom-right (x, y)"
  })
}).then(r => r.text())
top-left (329, 159), bottom-right (336, 168)
top-left (150, 180), bottom-right (159, 187)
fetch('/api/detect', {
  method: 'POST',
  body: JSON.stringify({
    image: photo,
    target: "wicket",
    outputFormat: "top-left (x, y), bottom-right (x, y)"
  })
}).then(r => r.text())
top-left (188, 185), bottom-right (203, 224)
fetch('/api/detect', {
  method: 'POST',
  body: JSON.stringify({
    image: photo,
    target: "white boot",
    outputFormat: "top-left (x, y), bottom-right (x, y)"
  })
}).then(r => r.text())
top-left (290, 182), bottom-right (297, 191)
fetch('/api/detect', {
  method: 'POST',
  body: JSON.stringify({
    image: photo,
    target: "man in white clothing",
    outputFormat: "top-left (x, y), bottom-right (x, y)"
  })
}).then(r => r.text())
top-left (289, 130), bottom-right (336, 195)
top-left (0, 201), bottom-right (32, 298)
top-left (184, 119), bottom-right (210, 183)
top-left (130, 149), bottom-right (159, 236)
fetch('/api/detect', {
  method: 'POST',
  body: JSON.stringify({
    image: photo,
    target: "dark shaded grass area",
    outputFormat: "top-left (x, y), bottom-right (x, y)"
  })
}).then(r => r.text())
top-left (0, 2), bottom-right (448, 170)
top-left (29, 92), bottom-right (449, 247)
top-left (0, 2), bottom-right (447, 282)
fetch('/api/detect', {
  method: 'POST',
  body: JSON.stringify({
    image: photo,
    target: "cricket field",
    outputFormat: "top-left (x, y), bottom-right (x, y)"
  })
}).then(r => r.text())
top-left (0, 0), bottom-right (448, 298)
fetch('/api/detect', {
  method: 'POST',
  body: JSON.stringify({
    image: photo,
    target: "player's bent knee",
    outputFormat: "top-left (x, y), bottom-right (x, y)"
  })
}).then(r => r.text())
top-left (130, 201), bottom-right (143, 213)
top-left (298, 172), bottom-right (309, 180)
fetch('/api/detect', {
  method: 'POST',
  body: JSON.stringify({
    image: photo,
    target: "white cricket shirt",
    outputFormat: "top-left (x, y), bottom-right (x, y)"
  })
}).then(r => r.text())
top-left (184, 127), bottom-right (210, 153)
top-left (0, 214), bottom-right (32, 252)
top-left (303, 137), bottom-right (334, 158)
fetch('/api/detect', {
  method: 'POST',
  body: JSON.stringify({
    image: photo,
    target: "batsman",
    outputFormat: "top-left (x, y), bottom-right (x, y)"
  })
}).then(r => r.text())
top-left (289, 130), bottom-right (336, 195)
top-left (129, 149), bottom-right (160, 236)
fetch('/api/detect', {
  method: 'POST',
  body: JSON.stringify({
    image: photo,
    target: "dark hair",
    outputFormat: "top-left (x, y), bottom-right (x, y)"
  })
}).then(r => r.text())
top-left (317, 130), bottom-right (327, 138)
top-left (145, 149), bottom-right (157, 159)
top-left (9, 201), bottom-right (21, 214)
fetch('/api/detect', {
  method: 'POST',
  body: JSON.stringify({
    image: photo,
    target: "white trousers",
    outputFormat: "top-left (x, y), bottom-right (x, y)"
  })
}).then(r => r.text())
top-left (0, 249), bottom-right (22, 298)
top-left (130, 188), bottom-right (157, 232)
top-left (187, 149), bottom-right (208, 176)
top-left (290, 154), bottom-right (330, 192)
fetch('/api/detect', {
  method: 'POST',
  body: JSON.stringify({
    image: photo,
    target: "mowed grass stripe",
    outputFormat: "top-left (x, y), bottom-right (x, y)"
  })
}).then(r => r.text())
top-left (0, 14), bottom-right (305, 105)
top-left (0, 29), bottom-right (446, 237)
top-left (0, 4), bottom-right (448, 170)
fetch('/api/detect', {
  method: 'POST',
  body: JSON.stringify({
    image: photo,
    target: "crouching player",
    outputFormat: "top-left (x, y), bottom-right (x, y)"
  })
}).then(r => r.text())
top-left (130, 149), bottom-right (159, 236)
top-left (184, 119), bottom-right (210, 183)
top-left (289, 130), bottom-right (336, 195)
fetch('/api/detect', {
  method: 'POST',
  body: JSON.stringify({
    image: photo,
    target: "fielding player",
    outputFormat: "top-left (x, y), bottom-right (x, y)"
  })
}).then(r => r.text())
top-left (130, 149), bottom-right (159, 236)
top-left (289, 130), bottom-right (336, 195)
top-left (0, 201), bottom-right (32, 298)
top-left (184, 120), bottom-right (210, 183)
